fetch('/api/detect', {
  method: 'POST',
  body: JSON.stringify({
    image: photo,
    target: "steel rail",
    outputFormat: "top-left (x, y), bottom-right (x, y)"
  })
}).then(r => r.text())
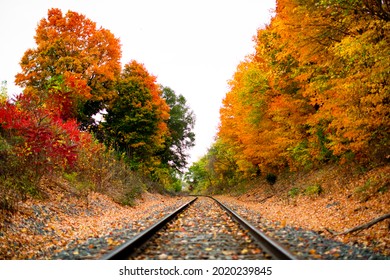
top-left (210, 196), bottom-right (297, 260)
top-left (101, 197), bottom-right (198, 260)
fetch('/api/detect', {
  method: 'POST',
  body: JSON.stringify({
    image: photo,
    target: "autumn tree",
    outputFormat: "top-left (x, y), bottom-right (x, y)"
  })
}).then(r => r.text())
top-left (15, 8), bottom-right (121, 127)
top-left (102, 61), bottom-right (170, 172)
top-left (217, 0), bottom-right (389, 182)
top-left (159, 86), bottom-right (195, 172)
top-left (206, 140), bottom-right (241, 188)
top-left (219, 25), bottom-right (314, 174)
top-left (185, 139), bottom-right (241, 193)
top-left (274, 0), bottom-right (390, 163)
top-left (185, 155), bottom-right (212, 193)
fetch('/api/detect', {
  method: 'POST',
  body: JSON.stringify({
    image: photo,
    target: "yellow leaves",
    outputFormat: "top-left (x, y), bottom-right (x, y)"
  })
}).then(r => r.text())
top-left (240, 248), bottom-right (248, 254)
top-left (107, 237), bottom-right (121, 247)
top-left (55, 193), bottom-right (64, 202)
top-left (130, 142), bottom-right (146, 148)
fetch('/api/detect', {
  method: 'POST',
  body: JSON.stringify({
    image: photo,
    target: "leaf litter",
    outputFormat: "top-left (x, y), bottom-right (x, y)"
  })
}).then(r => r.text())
top-left (0, 185), bottom-right (187, 260)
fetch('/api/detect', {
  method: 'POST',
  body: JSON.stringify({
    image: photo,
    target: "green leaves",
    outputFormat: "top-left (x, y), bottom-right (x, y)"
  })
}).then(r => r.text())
top-left (102, 61), bottom-right (167, 173)
top-left (160, 86), bottom-right (195, 172)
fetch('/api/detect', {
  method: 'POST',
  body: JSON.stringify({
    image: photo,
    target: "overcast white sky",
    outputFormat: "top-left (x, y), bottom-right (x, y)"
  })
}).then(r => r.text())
top-left (0, 0), bottom-right (275, 165)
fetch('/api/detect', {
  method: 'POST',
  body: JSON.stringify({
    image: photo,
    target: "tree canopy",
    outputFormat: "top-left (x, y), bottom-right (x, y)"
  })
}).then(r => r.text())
top-left (159, 86), bottom-right (196, 172)
top-left (15, 8), bottom-right (122, 127)
top-left (102, 60), bottom-right (170, 172)
top-left (188, 0), bottom-right (389, 191)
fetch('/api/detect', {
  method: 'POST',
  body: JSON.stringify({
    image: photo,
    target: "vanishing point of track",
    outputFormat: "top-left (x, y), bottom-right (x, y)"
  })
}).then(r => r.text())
top-left (101, 196), bottom-right (296, 260)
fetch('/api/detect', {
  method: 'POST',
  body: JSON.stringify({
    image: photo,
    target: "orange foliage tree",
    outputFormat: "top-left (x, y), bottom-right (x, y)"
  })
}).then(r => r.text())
top-left (217, 0), bottom-right (389, 178)
top-left (15, 8), bottom-right (122, 127)
top-left (274, 0), bottom-right (390, 163)
top-left (219, 26), bottom-right (313, 174)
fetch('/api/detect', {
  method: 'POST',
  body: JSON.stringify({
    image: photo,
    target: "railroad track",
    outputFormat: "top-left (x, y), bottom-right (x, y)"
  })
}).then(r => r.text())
top-left (101, 196), bottom-right (296, 260)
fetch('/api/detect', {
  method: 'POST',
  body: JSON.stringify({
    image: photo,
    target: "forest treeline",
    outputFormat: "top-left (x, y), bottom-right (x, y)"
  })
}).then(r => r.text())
top-left (186, 0), bottom-right (389, 192)
top-left (0, 8), bottom-right (195, 210)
